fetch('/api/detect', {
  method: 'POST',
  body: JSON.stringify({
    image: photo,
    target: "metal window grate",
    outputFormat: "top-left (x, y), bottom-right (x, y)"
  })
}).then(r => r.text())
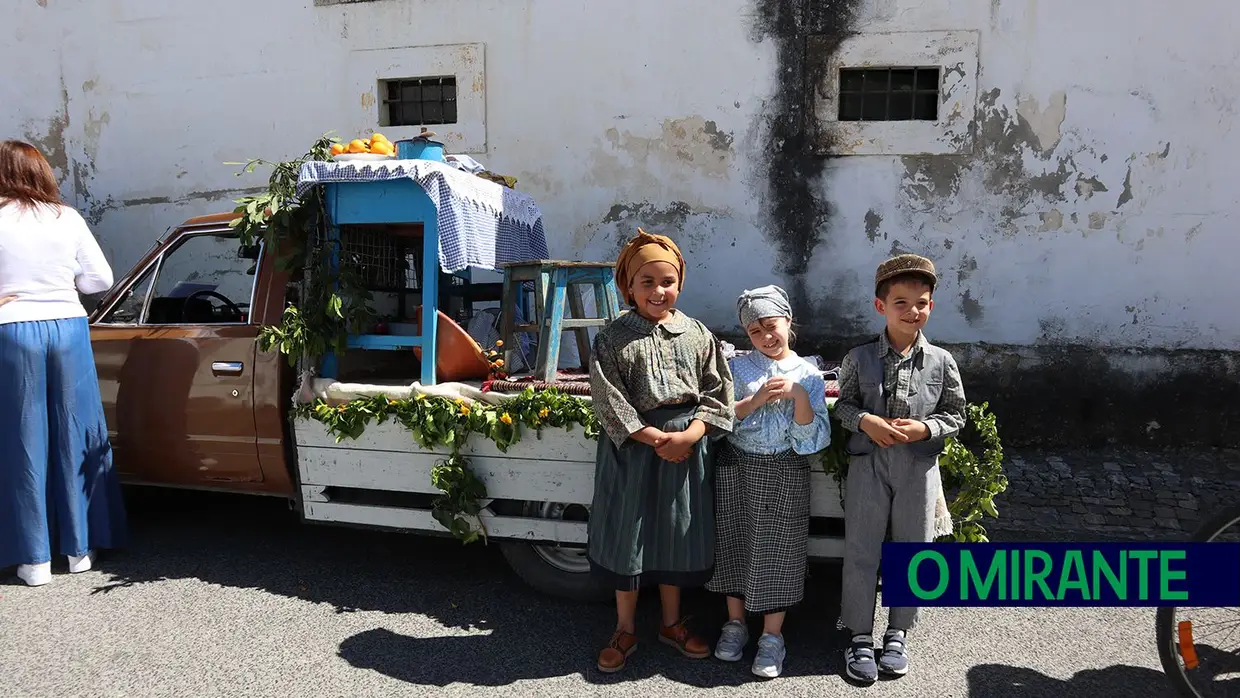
top-left (340, 226), bottom-right (419, 291)
top-left (838, 67), bottom-right (940, 122)
top-left (381, 76), bottom-right (457, 127)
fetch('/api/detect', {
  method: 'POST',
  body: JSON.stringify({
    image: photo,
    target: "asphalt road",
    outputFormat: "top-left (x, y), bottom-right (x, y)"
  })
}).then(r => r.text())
top-left (0, 488), bottom-right (1176, 698)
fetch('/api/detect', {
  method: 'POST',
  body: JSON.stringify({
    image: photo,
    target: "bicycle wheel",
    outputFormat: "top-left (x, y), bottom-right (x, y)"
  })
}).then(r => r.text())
top-left (1156, 500), bottom-right (1240, 697)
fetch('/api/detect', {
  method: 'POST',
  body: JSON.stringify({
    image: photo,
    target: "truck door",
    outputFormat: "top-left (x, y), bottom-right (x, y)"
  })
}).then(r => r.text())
top-left (91, 229), bottom-right (265, 485)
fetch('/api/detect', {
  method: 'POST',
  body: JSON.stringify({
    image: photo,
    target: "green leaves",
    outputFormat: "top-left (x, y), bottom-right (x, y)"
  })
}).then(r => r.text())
top-left (296, 389), bottom-right (602, 544)
top-left (816, 401), bottom-right (1009, 543)
top-left (300, 389), bottom-right (1007, 548)
top-left (228, 133), bottom-right (377, 368)
top-left (431, 454), bottom-right (488, 544)
top-left (938, 401), bottom-right (1008, 543)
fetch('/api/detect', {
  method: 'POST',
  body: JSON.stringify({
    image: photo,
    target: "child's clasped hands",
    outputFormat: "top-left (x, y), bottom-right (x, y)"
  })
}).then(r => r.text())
top-left (859, 413), bottom-right (930, 447)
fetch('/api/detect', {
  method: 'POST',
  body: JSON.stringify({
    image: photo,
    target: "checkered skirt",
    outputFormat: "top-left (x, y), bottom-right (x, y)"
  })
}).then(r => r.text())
top-left (706, 443), bottom-right (810, 614)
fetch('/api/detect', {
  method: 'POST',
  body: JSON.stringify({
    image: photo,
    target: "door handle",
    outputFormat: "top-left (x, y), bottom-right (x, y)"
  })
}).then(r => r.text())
top-left (211, 361), bottom-right (244, 376)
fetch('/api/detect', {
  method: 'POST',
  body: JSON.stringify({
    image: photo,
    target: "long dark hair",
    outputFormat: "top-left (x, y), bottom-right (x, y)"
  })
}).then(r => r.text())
top-left (0, 140), bottom-right (63, 213)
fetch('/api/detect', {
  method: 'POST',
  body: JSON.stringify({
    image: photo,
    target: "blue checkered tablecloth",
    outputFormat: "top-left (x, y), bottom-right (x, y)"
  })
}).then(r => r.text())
top-left (297, 159), bottom-right (549, 273)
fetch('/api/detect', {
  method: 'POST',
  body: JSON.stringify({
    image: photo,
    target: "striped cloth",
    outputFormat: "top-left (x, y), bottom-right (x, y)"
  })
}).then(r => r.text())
top-left (297, 159), bottom-right (549, 273)
top-left (586, 403), bottom-right (716, 591)
top-left (485, 372), bottom-right (592, 396)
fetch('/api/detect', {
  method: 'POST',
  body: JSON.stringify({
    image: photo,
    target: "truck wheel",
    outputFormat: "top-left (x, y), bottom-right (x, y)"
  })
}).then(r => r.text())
top-left (498, 501), bottom-right (610, 603)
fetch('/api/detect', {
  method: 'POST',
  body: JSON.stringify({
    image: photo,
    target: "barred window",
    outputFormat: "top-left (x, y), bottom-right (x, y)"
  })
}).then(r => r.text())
top-left (380, 76), bottom-right (458, 127)
top-left (838, 67), bottom-right (940, 122)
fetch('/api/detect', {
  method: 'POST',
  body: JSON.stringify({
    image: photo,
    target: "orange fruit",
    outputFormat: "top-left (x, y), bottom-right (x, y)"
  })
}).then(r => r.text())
top-left (372, 142), bottom-right (394, 156)
top-left (347, 139), bottom-right (367, 154)
top-left (370, 133), bottom-right (388, 144)
top-left (330, 143), bottom-right (346, 156)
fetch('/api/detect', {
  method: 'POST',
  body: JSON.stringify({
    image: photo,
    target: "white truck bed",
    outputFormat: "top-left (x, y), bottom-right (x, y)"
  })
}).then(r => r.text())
top-left (293, 416), bottom-right (847, 558)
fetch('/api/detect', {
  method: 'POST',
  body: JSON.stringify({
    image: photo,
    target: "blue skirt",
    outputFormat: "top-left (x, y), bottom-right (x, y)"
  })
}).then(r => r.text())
top-left (0, 317), bottom-right (127, 568)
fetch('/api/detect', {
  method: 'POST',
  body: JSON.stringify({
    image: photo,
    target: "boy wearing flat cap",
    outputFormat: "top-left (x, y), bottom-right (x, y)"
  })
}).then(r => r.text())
top-left (833, 254), bottom-right (967, 684)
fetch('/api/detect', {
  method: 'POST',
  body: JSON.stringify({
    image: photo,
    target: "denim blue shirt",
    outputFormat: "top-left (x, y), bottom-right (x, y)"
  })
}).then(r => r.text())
top-left (727, 351), bottom-right (832, 456)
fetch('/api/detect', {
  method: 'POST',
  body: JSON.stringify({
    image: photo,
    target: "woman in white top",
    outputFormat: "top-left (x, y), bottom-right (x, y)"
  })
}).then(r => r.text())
top-left (0, 140), bottom-right (126, 586)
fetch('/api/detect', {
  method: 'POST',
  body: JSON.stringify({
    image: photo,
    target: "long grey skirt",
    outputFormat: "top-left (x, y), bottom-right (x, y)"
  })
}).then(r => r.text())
top-left (706, 443), bottom-right (810, 613)
top-left (586, 403), bottom-right (716, 591)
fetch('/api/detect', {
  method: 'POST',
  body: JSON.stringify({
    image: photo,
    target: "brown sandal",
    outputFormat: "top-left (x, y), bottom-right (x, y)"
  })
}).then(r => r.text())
top-left (597, 629), bottom-right (638, 673)
top-left (658, 616), bottom-right (710, 659)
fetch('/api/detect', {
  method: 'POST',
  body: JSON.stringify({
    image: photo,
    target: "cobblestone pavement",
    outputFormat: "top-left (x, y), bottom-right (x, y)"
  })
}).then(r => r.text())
top-left (988, 447), bottom-right (1240, 541)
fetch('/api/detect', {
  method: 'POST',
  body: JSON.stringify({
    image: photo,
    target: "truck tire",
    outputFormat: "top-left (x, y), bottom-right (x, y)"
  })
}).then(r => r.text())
top-left (499, 541), bottom-right (610, 603)
top-left (497, 500), bottom-right (610, 603)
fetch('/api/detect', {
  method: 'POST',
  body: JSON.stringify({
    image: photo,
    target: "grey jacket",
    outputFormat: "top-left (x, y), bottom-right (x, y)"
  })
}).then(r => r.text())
top-left (833, 332), bottom-right (967, 459)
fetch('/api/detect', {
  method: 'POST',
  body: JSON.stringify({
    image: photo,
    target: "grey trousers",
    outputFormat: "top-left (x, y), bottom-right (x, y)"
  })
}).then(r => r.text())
top-left (840, 446), bottom-right (941, 635)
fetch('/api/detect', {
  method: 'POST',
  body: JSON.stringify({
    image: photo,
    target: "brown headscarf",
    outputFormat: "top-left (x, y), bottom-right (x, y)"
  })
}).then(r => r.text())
top-left (614, 228), bottom-right (686, 305)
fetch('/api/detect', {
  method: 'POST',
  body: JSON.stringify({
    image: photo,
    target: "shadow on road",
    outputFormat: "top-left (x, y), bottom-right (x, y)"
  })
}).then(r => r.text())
top-left (90, 487), bottom-right (854, 688)
top-left (966, 664), bottom-right (1174, 698)
top-left (336, 577), bottom-right (853, 689)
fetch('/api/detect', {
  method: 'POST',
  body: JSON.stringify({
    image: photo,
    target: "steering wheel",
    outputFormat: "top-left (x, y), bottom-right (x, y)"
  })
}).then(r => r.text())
top-left (181, 289), bottom-right (245, 323)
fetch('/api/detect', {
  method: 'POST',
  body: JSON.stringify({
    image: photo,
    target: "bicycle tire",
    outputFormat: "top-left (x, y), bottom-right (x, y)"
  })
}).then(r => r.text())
top-left (1155, 500), bottom-right (1240, 698)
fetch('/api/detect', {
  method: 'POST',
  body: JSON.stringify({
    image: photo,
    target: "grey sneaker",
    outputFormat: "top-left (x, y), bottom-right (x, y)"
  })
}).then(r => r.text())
top-left (878, 628), bottom-right (908, 676)
top-left (751, 633), bottom-right (786, 678)
top-left (844, 634), bottom-right (878, 684)
top-left (714, 620), bottom-right (749, 662)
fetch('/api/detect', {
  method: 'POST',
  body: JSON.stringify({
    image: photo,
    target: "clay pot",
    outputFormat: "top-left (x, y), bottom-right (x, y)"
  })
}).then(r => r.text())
top-left (410, 306), bottom-right (491, 382)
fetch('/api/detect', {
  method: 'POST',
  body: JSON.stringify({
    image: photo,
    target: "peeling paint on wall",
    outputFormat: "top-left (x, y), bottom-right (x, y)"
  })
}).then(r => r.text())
top-left (602, 201), bottom-right (696, 235)
top-left (1015, 91), bottom-right (1067, 154)
top-left (888, 85), bottom-right (1177, 257)
top-left (22, 76), bottom-right (70, 185)
top-left (959, 288), bottom-right (984, 324)
top-left (599, 116), bottom-right (736, 180)
top-left (864, 208), bottom-right (882, 242)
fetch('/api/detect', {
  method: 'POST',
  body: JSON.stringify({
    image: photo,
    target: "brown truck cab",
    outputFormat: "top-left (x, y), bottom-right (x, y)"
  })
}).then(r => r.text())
top-left (89, 213), bottom-right (296, 496)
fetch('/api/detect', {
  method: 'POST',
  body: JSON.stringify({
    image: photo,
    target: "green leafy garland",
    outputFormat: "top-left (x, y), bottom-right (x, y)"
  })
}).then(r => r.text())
top-left (816, 401), bottom-right (1008, 542)
top-left (296, 391), bottom-right (1007, 544)
top-left (228, 133), bottom-right (376, 369)
top-left (292, 388), bottom-right (598, 542)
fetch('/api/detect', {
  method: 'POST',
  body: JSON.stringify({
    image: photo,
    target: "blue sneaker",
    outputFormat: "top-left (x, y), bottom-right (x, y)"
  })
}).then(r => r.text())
top-left (714, 620), bottom-right (749, 662)
top-left (751, 633), bottom-right (786, 678)
top-left (878, 628), bottom-right (909, 676)
top-left (844, 634), bottom-right (878, 684)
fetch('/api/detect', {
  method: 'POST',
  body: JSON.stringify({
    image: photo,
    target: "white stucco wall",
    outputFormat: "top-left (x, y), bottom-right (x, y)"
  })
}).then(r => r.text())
top-left (6, 0), bottom-right (1232, 351)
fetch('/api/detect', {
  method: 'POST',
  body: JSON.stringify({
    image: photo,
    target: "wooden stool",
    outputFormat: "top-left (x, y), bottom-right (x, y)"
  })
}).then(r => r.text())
top-left (499, 260), bottom-right (623, 382)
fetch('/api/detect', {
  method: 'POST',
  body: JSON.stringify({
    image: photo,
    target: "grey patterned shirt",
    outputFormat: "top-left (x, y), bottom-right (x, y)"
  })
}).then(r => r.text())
top-left (589, 310), bottom-right (735, 447)
top-left (834, 330), bottom-right (967, 442)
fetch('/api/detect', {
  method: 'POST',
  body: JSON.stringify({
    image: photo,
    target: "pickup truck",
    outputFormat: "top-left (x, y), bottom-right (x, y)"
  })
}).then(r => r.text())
top-left (89, 213), bottom-right (847, 602)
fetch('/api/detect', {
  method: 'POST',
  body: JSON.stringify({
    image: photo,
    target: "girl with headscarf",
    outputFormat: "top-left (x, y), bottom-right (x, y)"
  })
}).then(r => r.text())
top-left (0, 140), bottom-right (126, 586)
top-left (706, 284), bottom-right (832, 678)
top-left (587, 229), bottom-right (734, 673)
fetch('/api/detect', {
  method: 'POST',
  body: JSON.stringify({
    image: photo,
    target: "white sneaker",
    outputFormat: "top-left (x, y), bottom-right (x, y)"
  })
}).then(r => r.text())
top-left (16, 562), bottom-right (52, 586)
top-left (68, 551), bottom-right (95, 573)
top-left (752, 633), bottom-right (786, 678)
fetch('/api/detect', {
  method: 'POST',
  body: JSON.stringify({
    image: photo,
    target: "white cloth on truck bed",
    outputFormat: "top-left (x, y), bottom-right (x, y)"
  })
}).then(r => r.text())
top-left (305, 376), bottom-right (593, 406)
top-left (308, 378), bottom-right (500, 405)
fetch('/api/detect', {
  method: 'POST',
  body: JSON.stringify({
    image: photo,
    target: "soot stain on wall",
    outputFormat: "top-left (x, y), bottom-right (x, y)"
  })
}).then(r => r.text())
top-left (751, 0), bottom-right (863, 337)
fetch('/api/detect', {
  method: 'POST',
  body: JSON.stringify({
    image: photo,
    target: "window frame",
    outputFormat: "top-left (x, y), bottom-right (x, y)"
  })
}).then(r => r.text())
top-left (94, 258), bottom-right (159, 327)
top-left (379, 75), bottom-right (459, 128)
top-left (347, 42), bottom-right (487, 154)
top-left (809, 30), bottom-right (980, 156)
top-left (95, 229), bottom-right (263, 327)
